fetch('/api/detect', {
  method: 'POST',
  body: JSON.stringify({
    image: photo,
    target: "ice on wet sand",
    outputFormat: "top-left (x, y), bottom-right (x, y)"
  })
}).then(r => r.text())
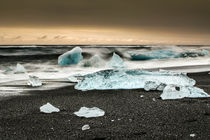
top-left (40, 103), bottom-right (60, 113)
top-left (82, 124), bottom-right (90, 131)
top-left (74, 107), bottom-right (105, 118)
top-left (27, 75), bottom-right (42, 87)
top-left (75, 69), bottom-right (195, 91)
top-left (58, 47), bottom-right (83, 66)
top-left (160, 85), bottom-right (210, 100)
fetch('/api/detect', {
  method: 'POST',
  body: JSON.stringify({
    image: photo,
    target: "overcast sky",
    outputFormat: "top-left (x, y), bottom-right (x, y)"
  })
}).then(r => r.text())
top-left (0, 0), bottom-right (210, 30)
top-left (0, 0), bottom-right (210, 45)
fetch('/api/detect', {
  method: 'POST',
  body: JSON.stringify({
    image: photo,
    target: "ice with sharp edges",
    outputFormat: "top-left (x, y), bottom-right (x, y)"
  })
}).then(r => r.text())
top-left (108, 53), bottom-right (126, 68)
top-left (75, 69), bottom-right (195, 91)
top-left (74, 107), bottom-right (105, 118)
top-left (27, 75), bottom-right (42, 87)
top-left (58, 47), bottom-right (83, 66)
top-left (82, 55), bottom-right (106, 67)
top-left (3, 63), bottom-right (27, 74)
top-left (129, 49), bottom-right (208, 60)
top-left (160, 85), bottom-right (210, 100)
top-left (15, 63), bottom-right (27, 73)
top-left (40, 103), bottom-right (60, 113)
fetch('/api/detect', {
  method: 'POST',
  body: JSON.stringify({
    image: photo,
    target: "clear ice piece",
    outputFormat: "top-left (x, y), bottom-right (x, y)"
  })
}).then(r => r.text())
top-left (75, 69), bottom-right (195, 91)
top-left (58, 47), bottom-right (83, 66)
top-left (14, 63), bottom-right (27, 73)
top-left (40, 103), bottom-right (60, 113)
top-left (74, 107), bottom-right (105, 118)
top-left (82, 124), bottom-right (90, 131)
top-left (160, 85), bottom-right (210, 100)
top-left (108, 53), bottom-right (126, 68)
top-left (27, 75), bottom-right (42, 87)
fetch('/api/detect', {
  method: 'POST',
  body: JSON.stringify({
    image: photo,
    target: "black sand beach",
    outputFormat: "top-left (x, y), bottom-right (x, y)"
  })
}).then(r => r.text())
top-left (0, 72), bottom-right (210, 140)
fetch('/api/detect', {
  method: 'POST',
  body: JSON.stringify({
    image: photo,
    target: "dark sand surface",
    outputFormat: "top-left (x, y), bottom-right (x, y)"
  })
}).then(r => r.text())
top-left (0, 72), bottom-right (210, 140)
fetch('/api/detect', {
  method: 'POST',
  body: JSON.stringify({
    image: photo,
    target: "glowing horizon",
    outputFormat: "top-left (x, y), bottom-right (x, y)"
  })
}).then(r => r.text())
top-left (0, 26), bottom-right (210, 45)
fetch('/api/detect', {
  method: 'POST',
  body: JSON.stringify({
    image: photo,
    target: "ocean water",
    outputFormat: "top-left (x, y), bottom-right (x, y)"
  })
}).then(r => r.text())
top-left (0, 45), bottom-right (210, 97)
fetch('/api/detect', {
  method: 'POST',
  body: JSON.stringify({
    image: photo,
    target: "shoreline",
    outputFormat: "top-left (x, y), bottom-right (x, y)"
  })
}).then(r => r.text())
top-left (0, 72), bottom-right (209, 139)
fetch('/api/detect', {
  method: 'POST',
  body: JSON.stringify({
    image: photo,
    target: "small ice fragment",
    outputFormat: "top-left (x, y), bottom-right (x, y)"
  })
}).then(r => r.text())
top-left (82, 55), bottom-right (106, 67)
top-left (190, 134), bottom-right (196, 137)
top-left (140, 95), bottom-right (144, 98)
top-left (160, 85), bottom-right (210, 100)
top-left (40, 103), bottom-right (60, 113)
top-left (152, 98), bottom-right (156, 101)
top-left (82, 124), bottom-right (90, 131)
top-left (111, 120), bottom-right (114, 122)
top-left (28, 75), bottom-right (42, 87)
top-left (108, 53), bottom-right (126, 68)
top-left (14, 63), bottom-right (27, 73)
top-left (74, 107), bottom-right (105, 118)
top-left (58, 47), bottom-right (83, 66)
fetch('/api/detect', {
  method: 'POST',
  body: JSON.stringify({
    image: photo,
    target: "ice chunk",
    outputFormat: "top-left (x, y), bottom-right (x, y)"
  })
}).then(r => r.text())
top-left (129, 49), bottom-right (208, 60)
top-left (75, 69), bottom-right (195, 91)
top-left (58, 47), bottom-right (83, 66)
top-left (74, 107), bottom-right (105, 118)
top-left (190, 134), bottom-right (196, 137)
top-left (82, 124), bottom-right (90, 131)
top-left (160, 85), bottom-right (210, 100)
top-left (108, 53), bottom-right (126, 68)
top-left (40, 103), bottom-right (60, 113)
top-left (3, 63), bottom-right (27, 74)
top-left (129, 50), bottom-right (180, 60)
top-left (14, 63), bottom-right (27, 73)
top-left (180, 49), bottom-right (208, 58)
top-left (27, 75), bottom-right (42, 87)
top-left (82, 55), bottom-right (106, 67)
